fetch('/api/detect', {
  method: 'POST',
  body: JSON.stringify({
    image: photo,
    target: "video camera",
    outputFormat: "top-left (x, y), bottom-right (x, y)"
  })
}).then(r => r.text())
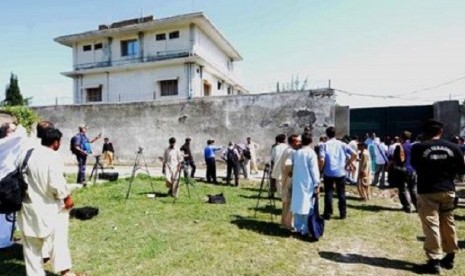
top-left (137, 147), bottom-right (143, 154)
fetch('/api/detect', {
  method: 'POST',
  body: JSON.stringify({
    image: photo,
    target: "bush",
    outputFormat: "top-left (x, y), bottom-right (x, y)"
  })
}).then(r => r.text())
top-left (1, 106), bottom-right (40, 133)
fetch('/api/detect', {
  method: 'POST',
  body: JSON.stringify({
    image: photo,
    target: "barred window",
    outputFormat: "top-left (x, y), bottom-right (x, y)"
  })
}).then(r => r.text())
top-left (169, 31), bottom-right (180, 39)
top-left (156, 33), bottom-right (166, 41)
top-left (160, 80), bottom-right (178, 96)
top-left (86, 87), bottom-right (102, 102)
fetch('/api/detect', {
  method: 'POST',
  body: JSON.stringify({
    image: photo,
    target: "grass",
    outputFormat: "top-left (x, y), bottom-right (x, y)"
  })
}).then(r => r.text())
top-left (1, 175), bottom-right (465, 275)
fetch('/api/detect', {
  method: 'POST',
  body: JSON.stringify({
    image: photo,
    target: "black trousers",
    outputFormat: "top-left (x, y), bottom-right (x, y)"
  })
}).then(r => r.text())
top-left (184, 159), bottom-right (196, 178)
top-left (323, 175), bottom-right (347, 218)
top-left (205, 158), bottom-right (217, 183)
top-left (226, 161), bottom-right (239, 186)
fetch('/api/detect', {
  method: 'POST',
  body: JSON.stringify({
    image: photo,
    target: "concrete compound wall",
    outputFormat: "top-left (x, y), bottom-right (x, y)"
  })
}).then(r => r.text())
top-left (33, 89), bottom-right (335, 166)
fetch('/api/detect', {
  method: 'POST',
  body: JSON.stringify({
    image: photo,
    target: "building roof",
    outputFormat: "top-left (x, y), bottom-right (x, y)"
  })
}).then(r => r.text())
top-left (54, 12), bottom-right (242, 61)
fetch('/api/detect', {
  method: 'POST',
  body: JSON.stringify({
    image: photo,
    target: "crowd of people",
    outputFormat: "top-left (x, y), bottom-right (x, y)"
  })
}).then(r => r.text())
top-left (268, 122), bottom-right (465, 274)
top-left (1, 118), bottom-right (464, 275)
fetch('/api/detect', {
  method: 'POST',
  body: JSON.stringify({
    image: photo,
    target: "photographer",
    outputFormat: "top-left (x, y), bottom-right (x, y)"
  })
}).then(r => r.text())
top-left (180, 138), bottom-right (196, 178)
top-left (71, 125), bottom-right (101, 185)
top-left (222, 142), bottom-right (240, 186)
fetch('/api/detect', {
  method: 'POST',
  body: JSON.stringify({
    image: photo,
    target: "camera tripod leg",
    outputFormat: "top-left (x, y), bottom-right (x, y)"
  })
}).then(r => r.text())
top-left (254, 169), bottom-right (268, 218)
top-left (254, 167), bottom-right (277, 222)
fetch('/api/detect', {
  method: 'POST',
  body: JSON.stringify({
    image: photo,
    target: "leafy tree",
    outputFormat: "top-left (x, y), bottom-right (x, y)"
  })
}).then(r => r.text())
top-left (0, 106), bottom-right (40, 133)
top-left (3, 73), bottom-right (24, 106)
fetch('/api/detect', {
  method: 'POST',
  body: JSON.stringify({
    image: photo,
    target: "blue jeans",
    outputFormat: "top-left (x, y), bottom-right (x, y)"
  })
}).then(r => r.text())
top-left (323, 175), bottom-right (346, 218)
top-left (76, 154), bottom-right (87, 184)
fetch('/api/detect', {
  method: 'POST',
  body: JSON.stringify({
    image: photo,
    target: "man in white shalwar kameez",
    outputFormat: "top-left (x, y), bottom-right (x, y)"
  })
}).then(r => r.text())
top-left (278, 134), bottom-right (300, 230)
top-left (163, 137), bottom-right (183, 197)
top-left (291, 133), bottom-right (320, 236)
top-left (17, 128), bottom-right (81, 276)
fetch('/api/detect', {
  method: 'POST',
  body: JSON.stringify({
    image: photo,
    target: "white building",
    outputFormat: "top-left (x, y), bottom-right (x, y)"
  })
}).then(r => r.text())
top-left (54, 12), bottom-right (246, 104)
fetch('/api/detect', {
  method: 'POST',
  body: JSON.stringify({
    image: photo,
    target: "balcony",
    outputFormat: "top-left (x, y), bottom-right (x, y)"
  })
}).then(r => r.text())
top-left (74, 50), bottom-right (191, 71)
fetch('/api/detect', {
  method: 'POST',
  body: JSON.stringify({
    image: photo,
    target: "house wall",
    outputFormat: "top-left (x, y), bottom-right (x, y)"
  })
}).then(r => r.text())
top-left (33, 89), bottom-right (335, 165)
top-left (75, 65), bottom-right (189, 103)
top-left (70, 24), bottom-right (243, 103)
top-left (144, 27), bottom-right (191, 55)
top-left (194, 27), bottom-right (235, 81)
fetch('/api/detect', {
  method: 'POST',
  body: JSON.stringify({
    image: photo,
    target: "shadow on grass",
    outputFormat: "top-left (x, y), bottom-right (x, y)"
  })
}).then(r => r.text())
top-left (249, 205), bottom-right (281, 216)
top-left (318, 251), bottom-right (421, 274)
top-left (0, 243), bottom-right (36, 276)
top-left (347, 203), bottom-right (399, 212)
top-left (230, 215), bottom-right (290, 237)
top-left (345, 195), bottom-right (365, 201)
top-left (240, 187), bottom-right (261, 192)
top-left (454, 213), bottom-right (465, 221)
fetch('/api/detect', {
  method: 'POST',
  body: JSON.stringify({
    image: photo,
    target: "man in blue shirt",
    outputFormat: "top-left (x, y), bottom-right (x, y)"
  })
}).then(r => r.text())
top-left (72, 125), bottom-right (101, 185)
top-left (319, 127), bottom-right (357, 220)
top-left (204, 139), bottom-right (222, 184)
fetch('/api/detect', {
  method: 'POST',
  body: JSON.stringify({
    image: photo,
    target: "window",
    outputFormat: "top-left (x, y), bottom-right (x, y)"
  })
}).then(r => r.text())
top-left (86, 86), bottom-right (102, 102)
top-left (169, 31), bottom-right (180, 39)
top-left (217, 81), bottom-right (223, 90)
top-left (121, 39), bottom-right (139, 57)
top-left (83, 45), bottom-right (92, 51)
top-left (160, 80), bottom-right (178, 96)
top-left (156, 33), bottom-right (166, 41)
top-left (94, 43), bottom-right (103, 50)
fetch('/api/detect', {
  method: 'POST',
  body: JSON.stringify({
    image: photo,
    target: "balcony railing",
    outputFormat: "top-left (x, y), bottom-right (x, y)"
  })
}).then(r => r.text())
top-left (74, 50), bottom-right (191, 71)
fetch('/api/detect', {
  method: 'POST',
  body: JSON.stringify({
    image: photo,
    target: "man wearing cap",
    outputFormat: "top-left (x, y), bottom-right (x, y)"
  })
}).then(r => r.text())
top-left (411, 120), bottom-right (465, 274)
top-left (72, 125), bottom-right (101, 185)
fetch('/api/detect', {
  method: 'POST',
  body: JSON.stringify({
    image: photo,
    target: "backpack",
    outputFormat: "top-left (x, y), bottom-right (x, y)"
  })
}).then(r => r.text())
top-left (308, 194), bottom-right (324, 240)
top-left (0, 148), bottom-right (34, 214)
top-left (70, 206), bottom-right (99, 220)
top-left (227, 148), bottom-right (238, 162)
top-left (243, 148), bottom-right (251, 159)
top-left (70, 134), bottom-right (79, 155)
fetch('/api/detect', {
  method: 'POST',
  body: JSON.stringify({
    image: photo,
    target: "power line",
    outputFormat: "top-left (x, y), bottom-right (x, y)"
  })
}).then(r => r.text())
top-left (392, 75), bottom-right (465, 97)
top-left (334, 75), bottom-right (465, 102)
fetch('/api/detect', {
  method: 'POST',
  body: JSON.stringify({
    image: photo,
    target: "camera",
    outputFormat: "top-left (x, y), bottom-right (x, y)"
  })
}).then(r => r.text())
top-left (264, 163), bottom-right (271, 173)
top-left (137, 147), bottom-right (143, 154)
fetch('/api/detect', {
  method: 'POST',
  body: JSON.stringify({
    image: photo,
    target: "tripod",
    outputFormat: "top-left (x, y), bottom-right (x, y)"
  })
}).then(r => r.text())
top-left (173, 160), bottom-right (197, 203)
top-left (125, 147), bottom-right (155, 200)
top-left (89, 155), bottom-right (105, 184)
top-left (254, 163), bottom-right (277, 221)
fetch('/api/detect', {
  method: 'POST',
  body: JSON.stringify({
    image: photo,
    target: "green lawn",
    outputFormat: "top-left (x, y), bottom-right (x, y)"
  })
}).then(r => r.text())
top-left (1, 175), bottom-right (465, 275)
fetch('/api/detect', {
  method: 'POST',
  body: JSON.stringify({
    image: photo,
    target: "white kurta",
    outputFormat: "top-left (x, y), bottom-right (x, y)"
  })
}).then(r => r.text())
top-left (291, 146), bottom-right (320, 215)
top-left (271, 143), bottom-right (288, 179)
top-left (163, 147), bottom-right (183, 184)
top-left (17, 145), bottom-right (69, 238)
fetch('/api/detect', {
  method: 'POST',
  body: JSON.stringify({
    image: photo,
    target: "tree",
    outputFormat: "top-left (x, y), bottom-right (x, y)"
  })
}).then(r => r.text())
top-left (3, 73), bottom-right (24, 106)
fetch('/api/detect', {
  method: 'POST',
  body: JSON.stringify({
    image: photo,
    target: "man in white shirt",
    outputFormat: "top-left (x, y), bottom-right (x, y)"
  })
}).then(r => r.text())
top-left (270, 134), bottom-right (287, 196)
top-left (17, 128), bottom-right (82, 276)
top-left (371, 137), bottom-right (388, 187)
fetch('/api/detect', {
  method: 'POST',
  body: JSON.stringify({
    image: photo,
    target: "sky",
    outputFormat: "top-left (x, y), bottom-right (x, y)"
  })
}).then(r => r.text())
top-left (1, 0), bottom-right (465, 108)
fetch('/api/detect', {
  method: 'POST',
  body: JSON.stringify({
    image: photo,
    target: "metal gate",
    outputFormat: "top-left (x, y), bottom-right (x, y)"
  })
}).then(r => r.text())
top-left (350, 105), bottom-right (433, 138)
